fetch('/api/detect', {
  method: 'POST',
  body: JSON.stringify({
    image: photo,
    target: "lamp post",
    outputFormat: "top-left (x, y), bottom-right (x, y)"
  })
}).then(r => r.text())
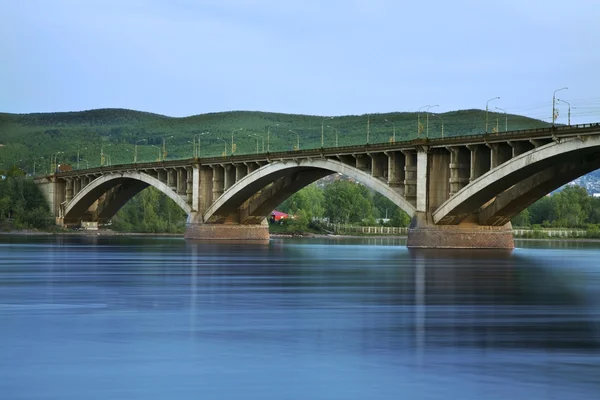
top-left (231, 128), bottom-right (243, 155)
top-left (288, 130), bottom-right (300, 150)
top-left (425, 105), bottom-right (439, 138)
top-left (79, 159), bottom-right (89, 169)
top-left (267, 124), bottom-right (279, 152)
top-left (77, 147), bottom-right (87, 169)
top-left (150, 145), bottom-right (161, 162)
top-left (100, 143), bottom-right (111, 166)
top-left (51, 151), bottom-right (64, 173)
top-left (326, 126), bottom-right (340, 147)
top-left (485, 97), bottom-right (500, 133)
top-left (134, 139), bottom-right (146, 163)
top-left (417, 105), bottom-right (430, 138)
top-left (384, 119), bottom-right (396, 143)
top-left (162, 135), bottom-right (174, 161)
top-left (216, 138), bottom-right (228, 157)
top-left (248, 134), bottom-right (260, 154)
top-left (556, 99), bottom-right (571, 126)
top-left (494, 107), bottom-right (508, 132)
top-left (321, 117), bottom-right (333, 147)
top-left (193, 131), bottom-right (209, 158)
top-left (33, 157), bottom-right (44, 176)
top-left (431, 114), bottom-right (444, 138)
top-left (252, 134), bottom-right (265, 153)
top-left (552, 87), bottom-right (568, 126)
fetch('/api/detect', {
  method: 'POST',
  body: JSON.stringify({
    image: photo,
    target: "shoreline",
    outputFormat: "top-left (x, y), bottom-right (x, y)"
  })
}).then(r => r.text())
top-left (2, 230), bottom-right (600, 242)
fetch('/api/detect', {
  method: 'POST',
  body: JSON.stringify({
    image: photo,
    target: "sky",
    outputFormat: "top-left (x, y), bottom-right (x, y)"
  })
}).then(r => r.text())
top-left (2, 0), bottom-right (600, 123)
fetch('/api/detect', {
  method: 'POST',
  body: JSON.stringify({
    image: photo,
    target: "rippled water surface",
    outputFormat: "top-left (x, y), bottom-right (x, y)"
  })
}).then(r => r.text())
top-left (1, 235), bottom-right (599, 399)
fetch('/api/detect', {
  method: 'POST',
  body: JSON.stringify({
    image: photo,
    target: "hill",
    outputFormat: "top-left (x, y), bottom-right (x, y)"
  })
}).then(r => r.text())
top-left (0, 108), bottom-right (549, 174)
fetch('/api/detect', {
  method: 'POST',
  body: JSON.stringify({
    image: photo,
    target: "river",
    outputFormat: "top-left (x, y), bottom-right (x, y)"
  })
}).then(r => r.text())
top-left (1, 235), bottom-right (599, 399)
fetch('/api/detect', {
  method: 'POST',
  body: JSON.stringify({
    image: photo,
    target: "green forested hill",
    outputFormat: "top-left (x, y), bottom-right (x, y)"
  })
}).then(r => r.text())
top-left (0, 108), bottom-right (549, 175)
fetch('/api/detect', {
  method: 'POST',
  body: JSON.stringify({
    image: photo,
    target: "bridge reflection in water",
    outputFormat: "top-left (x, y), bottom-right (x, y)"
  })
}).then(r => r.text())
top-left (35, 123), bottom-right (600, 248)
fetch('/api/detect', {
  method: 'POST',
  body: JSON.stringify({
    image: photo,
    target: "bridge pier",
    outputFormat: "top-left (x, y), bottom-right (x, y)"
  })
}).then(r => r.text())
top-left (407, 212), bottom-right (514, 249)
top-left (185, 219), bottom-right (270, 241)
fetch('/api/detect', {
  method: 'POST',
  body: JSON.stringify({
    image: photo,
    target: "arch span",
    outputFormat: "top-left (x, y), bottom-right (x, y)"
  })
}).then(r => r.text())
top-left (203, 158), bottom-right (416, 224)
top-left (64, 171), bottom-right (191, 223)
top-left (434, 136), bottom-right (600, 225)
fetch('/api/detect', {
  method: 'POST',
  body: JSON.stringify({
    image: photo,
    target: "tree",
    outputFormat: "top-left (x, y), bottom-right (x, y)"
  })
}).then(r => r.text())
top-left (323, 180), bottom-right (373, 223)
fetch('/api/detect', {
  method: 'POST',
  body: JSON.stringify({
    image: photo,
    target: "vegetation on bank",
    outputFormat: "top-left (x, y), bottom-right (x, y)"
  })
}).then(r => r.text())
top-left (0, 172), bottom-right (53, 231)
top-left (0, 108), bottom-right (549, 175)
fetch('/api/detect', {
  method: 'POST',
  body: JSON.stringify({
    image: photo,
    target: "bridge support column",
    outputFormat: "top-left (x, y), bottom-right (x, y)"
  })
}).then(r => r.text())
top-left (185, 220), bottom-right (270, 241)
top-left (407, 212), bottom-right (514, 249)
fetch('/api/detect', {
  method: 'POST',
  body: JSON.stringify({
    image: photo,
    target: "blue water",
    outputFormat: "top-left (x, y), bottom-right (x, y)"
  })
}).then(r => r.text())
top-left (1, 235), bottom-right (599, 399)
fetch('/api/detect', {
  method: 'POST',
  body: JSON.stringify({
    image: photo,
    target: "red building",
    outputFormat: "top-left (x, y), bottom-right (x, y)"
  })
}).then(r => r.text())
top-left (270, 210), bottom-right (289, 222)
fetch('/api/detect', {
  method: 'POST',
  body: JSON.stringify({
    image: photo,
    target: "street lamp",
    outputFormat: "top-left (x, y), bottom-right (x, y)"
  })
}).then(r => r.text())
top-left (288, 130), bottom-right (300, 150)
top-left (326, 126), bottom-right (340, 147)
top-left (431, 114), bottom-right (444, 138)
top-left (248, 134), bottom-right (260, 154)
top-left (556, 98), bottom-right (571, 126)
top-left (193, 131), bottom-right (209, 158)
top-left (33, 157), bottom-right (44, 176)
top-left (425, 105), bottom-right (439, 138)
top-left (77, 147), bottom-right (87, 169)
top-left (216, 137), bottom-right (228, 157)
top-left (485, 97), bottom-right (500, 133)
top-left (51, 151), bottom-right (64, 172)
top-left (321, 117), bottom-right (333, 147)
top-left (267, 124), bottom-right (279, 152)
top-left (79, 159), bottom-right (89, 169)
top-left (100, 143), bottom-right (111, 166)
top-left (384, 119), bottom-right (396, 143)
top-left (134, 139), bottom-right (146, 163)
top-left (552, 87), bottom-right (568, 126)
top-left (231, 128), bottom-right (243, 155)
top-left (150, 145), bottom-right (161, 162)
top-left (417, 105), bottom-right (431, 138)
top-left (494, 107), bottom-right (508, 132)
top-left (162, 135), bottom-right (174, 161)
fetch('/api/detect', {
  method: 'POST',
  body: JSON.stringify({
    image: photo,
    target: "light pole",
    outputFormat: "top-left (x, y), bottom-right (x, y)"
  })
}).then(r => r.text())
top-left (150, 145), bottom-right (161, 162)
top-left (79, 159), bottom-right (89, 169)
top-left (33, 157), bottom-right (44, 176)
top-left (552, 87), bottom-right (568, 126)
top-left (252, 134), bottom-right (265, 153)
top-left (425, 105), bottom-right (439, 138)
top-left (494, 107), bottom-right (508, 132)
top-left (288, 130), bottom-right (300, 150)
top-left (485, 97), bottom-right (500, 133)
top-left (77, 147), bottom-right (87, 169)
top-left (248, 134), bottom-right (260, 154)
top-left (134, 139), bottom-right (146, 163)
top-left (431, 114), bottom-right (444, 138)
top-left (417, 105), bottom-right (430, 138)
top-left (326, 126), bottom-right (340, 147)
top-left (556, 98), bottom-right (571, 126)
top-left (193, 131), bottom-right (209, 158)
top-left (216, 138), bottom-right (228, 157)
top-left (51, 151), bottom-right (64, 173)
top-left (100, 143), bottom-right (111, 166)
top-left (267, 124), bottom-right (279, 152)
top-left (321, 117), bottom-right (333, 148)
top-left (231, 128), bottom-right (243, 155)
top-left (384, 119), bottom-right (396, 143)
top-left (162, 135), bottom-right (174, 161)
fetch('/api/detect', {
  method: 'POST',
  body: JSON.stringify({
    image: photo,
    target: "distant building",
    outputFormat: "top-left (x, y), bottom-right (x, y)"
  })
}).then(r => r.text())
top-left (270, 210), bottom-right (289, 222)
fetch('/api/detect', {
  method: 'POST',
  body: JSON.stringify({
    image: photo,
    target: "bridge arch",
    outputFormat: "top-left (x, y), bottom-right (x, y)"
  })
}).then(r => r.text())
top-left (63, 171), bottom-right (191, 223)
top-left (203, 158), bottom-right (416, 224)
top-left (433, 136), bottom-right (600, 225)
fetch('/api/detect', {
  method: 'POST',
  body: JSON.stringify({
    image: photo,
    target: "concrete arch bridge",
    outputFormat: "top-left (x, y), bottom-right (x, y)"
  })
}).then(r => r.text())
top-left (36, 123), bottom-right (600, 249)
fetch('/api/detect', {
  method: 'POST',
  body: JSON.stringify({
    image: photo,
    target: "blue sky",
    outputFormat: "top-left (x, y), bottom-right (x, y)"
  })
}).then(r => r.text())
top-left (2, 0), bottom-right (599, 122)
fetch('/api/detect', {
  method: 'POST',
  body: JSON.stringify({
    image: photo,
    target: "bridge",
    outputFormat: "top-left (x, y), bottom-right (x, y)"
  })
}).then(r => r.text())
top-left (35, 123), bottom-right (600, 249)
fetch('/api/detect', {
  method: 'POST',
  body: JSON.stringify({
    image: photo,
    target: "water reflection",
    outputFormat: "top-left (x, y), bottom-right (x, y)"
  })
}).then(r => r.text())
top-left (0, 236), bottom-right (599, 399)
